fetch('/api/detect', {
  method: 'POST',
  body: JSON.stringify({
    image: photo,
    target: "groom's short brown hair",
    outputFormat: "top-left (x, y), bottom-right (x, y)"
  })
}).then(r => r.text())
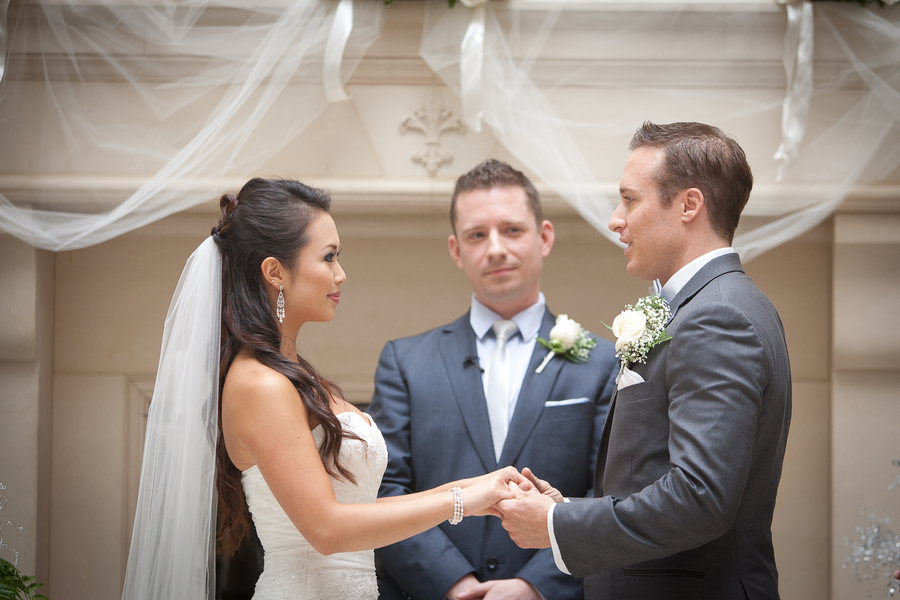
top-left (450, 159), bottom-right (542, 235)
top-left (630, 121), bottom-right (753, 243)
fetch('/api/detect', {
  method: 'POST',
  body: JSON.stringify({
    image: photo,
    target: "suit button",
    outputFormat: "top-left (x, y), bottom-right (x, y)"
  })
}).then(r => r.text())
top-left (486, 558), bottom-right (498, 571)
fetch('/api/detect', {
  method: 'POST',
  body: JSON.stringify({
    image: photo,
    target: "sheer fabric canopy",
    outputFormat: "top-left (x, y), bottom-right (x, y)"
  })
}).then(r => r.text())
top-left (0, 0), bottom-right (383, 250)
top-left (422, 1), bottom-right (900, 260)
top-left (0, 0), bottom-right (898, 259)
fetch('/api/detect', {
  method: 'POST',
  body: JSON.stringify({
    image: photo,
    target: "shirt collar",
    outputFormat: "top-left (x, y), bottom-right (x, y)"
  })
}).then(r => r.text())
top-left (658, 247), bottom-right (736, 302)
top-left (470, 292), bottom-right (546, 342)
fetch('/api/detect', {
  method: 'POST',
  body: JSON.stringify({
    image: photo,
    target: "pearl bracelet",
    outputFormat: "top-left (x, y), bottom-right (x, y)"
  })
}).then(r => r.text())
top-left (449, 486), bottom-right (464, 525)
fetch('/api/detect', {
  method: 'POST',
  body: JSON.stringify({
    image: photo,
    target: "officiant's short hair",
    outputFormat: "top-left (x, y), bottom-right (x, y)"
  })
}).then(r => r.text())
top-left (630, 121), bottom-right (753, 242)
top-left (450, 159), bottom-right (542, 234)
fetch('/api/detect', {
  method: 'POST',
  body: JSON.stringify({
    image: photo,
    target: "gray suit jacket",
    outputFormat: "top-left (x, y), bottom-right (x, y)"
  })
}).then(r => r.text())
top-left (554, 253), bottom-right (791, 600)
top-left (369, 308), bottom-right (618, 600)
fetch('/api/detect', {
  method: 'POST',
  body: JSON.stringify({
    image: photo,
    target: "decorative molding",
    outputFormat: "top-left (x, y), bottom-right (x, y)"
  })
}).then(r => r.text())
top-left (399, 88), bottom-right (467, 178)
top-left (835, 213), bottom-right (900, 245)
top-left (7, 54), bottom-right (871, 91)
top-left (2, 2), bottom-right (865, 91)
top-left (2, 176), bottom-right (897, 221)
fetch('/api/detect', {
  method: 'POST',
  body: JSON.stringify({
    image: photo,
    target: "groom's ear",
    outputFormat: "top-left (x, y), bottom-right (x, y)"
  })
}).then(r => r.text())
top-left (680, 188), bottom-right (705, 224)
top-left (448, 234), bottom-right (464, 269)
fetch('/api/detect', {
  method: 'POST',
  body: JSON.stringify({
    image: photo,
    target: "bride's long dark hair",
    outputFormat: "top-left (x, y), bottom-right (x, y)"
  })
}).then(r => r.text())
top-left (211, 177), bottom-right (358, 555)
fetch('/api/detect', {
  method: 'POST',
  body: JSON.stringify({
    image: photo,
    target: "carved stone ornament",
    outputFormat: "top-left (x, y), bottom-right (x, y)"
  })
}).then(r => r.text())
top-left (399, 88), bottom-right (467, 178)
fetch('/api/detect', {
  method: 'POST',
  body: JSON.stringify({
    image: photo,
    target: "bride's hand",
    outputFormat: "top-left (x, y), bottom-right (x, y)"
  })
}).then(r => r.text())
top-left (460, 468), bottom-right (519, 517)
top-left (453, 465), bottom-right (525, 490)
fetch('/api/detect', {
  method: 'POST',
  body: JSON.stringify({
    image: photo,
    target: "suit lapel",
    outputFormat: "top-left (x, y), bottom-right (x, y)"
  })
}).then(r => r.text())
top-left (438, 314), bottom-right (497, 471)
top-left (667, 252), bottom-right (745, 321)
top-left (499, 309), bottom-right (561, 466)
top-left (595, 254), bottom-right (746, 490)
top-left (593, 385), bottom-right (618, 494)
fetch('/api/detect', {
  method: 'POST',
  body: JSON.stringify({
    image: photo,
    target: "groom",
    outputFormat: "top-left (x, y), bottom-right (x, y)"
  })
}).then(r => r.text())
top-left (498, 122), bottom-right (792, 599)
top-left (368, 159), bottom-right (618, 600)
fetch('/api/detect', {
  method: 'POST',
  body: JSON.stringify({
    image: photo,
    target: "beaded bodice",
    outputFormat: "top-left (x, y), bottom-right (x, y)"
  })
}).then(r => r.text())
top-left (241, 411), bottom-right (387, 600)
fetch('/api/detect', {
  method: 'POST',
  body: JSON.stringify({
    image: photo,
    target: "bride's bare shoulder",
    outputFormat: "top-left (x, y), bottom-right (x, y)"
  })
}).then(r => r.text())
top-left (223, 351), bottom-right (301, 416)
top-left (221, 351), bottom-right (313, 471)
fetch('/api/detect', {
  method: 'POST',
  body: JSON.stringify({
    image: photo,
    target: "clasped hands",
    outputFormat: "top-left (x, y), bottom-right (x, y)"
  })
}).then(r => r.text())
top-left (477, 466), bottom-right (562, 550)
top-left (447, 468), bottom-right (562, 600)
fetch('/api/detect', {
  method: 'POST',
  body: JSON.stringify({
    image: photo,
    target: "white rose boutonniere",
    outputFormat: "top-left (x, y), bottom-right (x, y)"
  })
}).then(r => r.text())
top-left (535, 314), bottom-right (598, 374)
top-left (611, 310), bottom-right (646, 352)
top-left (606, 294), bottom-right (673, 367)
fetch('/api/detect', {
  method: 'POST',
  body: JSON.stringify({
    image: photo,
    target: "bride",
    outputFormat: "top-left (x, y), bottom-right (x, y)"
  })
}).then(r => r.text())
top-left (121, 178), bottom-right (520, 600)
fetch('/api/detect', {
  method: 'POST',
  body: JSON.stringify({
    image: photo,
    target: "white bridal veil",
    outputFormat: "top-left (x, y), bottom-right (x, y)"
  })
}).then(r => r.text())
top-left (121, 237), bottom-right (221, 600)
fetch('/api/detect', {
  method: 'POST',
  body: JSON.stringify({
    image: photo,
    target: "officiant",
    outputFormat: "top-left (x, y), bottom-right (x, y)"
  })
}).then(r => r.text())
top-left (368, 159), bottom-right (618, 600)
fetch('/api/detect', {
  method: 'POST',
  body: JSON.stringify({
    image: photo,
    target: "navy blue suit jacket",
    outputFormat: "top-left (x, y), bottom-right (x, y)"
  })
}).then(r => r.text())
top-left (368, 308), bottom-right (618, 600)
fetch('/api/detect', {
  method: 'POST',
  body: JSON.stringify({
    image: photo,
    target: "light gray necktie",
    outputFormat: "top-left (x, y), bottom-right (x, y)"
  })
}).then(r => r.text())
top-left (486, 319), bottom-right (518, 462)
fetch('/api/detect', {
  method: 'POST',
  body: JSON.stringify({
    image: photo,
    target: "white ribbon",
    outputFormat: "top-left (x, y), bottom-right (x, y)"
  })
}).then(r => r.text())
top-left (535, 350), bottom-right (555, 374)
top-left (0, 0), bottom-right (9, 85)
top-left (460, 4), bottom-right (486, 133)
top-left (774, 1), bottom-right (814, 181)
top-left (323, 0), bottom-right (354, 102)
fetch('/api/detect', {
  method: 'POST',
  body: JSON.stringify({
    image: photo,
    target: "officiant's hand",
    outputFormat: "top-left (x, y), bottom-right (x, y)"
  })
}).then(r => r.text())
top-left (453, 575), bottom-right (542, 600)
top-left (495, 482), bottom-right (554, 549)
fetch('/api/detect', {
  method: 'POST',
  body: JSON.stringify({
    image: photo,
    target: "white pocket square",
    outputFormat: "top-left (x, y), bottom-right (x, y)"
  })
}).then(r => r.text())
top-left (544, 397), bottom-right (590, 407)
top-left (616, 365), bottom-right (644, 390)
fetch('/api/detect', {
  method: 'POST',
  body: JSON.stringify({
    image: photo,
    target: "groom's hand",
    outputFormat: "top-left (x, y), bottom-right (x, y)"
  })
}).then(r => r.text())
top-left (495, 482), bottom-right (554, 549)
top-left (521, 467), bottom-right (564, 504)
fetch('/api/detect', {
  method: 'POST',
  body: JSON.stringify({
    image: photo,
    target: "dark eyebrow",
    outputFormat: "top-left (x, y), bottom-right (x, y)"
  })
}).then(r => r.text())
top-left (460, 220), bottom-right (528, 235)
top-left (459, 224), bottom-right (484, 236)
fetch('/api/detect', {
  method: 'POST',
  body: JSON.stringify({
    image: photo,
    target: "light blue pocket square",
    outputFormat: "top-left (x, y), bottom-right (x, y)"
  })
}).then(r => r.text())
top-left (544, 397), bottom-right (590, 407)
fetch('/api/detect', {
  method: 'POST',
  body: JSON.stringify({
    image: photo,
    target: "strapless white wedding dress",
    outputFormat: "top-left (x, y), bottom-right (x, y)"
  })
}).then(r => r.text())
top-left (241, 411), bottom-right (387, 600)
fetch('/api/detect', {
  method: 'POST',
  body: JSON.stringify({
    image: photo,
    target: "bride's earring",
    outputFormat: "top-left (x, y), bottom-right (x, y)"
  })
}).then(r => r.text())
top-left (274, 281), bottom-right (285, 324)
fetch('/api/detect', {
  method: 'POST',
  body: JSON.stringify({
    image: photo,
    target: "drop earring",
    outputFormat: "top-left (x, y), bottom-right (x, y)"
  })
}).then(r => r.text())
top-left (274, 281), bottom-right (285, 324)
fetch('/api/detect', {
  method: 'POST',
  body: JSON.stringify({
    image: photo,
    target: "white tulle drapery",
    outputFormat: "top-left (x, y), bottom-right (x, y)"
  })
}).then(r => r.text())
top-left (422, 1), bottom-right (900, 261)
top-left (0, 0), bottom-right (382, 251)
top-left (0, 2), bottom-right (897, 259)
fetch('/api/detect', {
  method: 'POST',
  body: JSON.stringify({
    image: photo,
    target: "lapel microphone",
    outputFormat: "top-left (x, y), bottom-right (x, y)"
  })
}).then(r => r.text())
top-left (463, 355), bottom-right (484, 373)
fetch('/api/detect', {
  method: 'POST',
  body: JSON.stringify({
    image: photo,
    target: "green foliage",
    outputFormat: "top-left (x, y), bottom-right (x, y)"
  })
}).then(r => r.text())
top-left (537, 333), bottom-right (597, 364)
top-left (0, 559), bottom-right (47, 600)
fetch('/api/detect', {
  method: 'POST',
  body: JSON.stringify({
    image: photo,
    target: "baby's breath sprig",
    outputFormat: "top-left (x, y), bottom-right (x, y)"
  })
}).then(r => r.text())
top-left (605, 294), bottom-right (673, 366)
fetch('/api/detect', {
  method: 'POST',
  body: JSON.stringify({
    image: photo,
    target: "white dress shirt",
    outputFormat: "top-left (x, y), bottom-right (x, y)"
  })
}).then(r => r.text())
top-left (470, 292), bottom-right (546, 428)
top-left (659, 247), bottom-right (736, 303)
top-left (547, 248), bottom-right (737, 574)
